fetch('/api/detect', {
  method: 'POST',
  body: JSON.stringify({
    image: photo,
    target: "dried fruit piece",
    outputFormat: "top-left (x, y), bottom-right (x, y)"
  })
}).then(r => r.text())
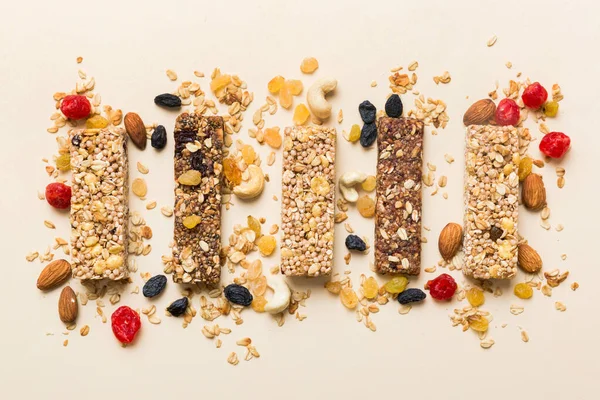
top-left (363, 277), bottom-right (379, 299)
top-left (286, 80), bottom-right (304, 96)
top-left (85, 115), bottom-right (109, 129)
top-left (384, 94), bottom-right (403, 118)
top-left (310, 176), bottom-right (330, 196)
top-left (224, 284), bottom-right (253, 306)
top-left (539, 132), bottom-right (571, 159)
top-left (360, 123), bottom-right (377, 147)
top-left (356, 195), bottom-right (375, 217)
top-left (466, 287), bottom-right (485, 307)
top-left (45, 182), bottom-right (71, 209)
top-left (325, 281), bottom-right (342, 294)
top-left (340, 287), bottom-right (358, 309)
top-left (247, 215), bottom-right (262, 237)
top-left (427, 273), bottom-right (457, 300)
top-left (522, 82), bottom-right (548, 109)
top-left (177, 170), bottom-right (202, 186)
top-left (345, 235), bottom-right (366, 251)
top-left (151, 125), bottom-right (167, 149)
top-left (384, 276), bottom-right (408, 294)
top-left (142, 275), bottom-right (167, 298)
top-left (495, 98), bottom-right (520, 126)
top-left (542, 101), bottom-right (559, 117)
top-left (183, 215), bottom-right (201, 229)
top-left (251, 295), bottom-right (267, 312)
top-left (397, 288), bottom-right (426, 304)
top-left (279, 84), bottom-right (293, 109)
top-left (348, 124), bottom-right (361, 142)
top-left (268, 76), bottom-right (285, 94)
top-left (246, 261), bottom-right (263, 281)
top-left (264, 127), bottom-right (282, 149)
top-left (154, 93), bottom-right (182, 108)
top-left (167, 297), bottom-right (189, 316)
top-left (132, 178), bottom-right (147, 198)
top-left (514, 283), bottom-right (533, 299)
top-left (300, 57), bottom-right (319, 74)
top-left (55, 154), bottom-right (71, 171)
top-left (111, 306), bottom-right (141, 344)
top-left (358, 100), bottom-right (376, 124)
top-left (518, 157), bottom-right (533, 181)
top-left (241, 145), bottom-right (256, 165)
top-left (468, 315), bottom-right (489, 332)
top-left (210, 74), bottom-right (232, 93)
top-left (361, 175), bottom-right (376, 192)
top-left (223, 158), bottom-right (242, 186)
top-left (256, 235), bottom-right (276, 256)
top-left (293, 104), bottom-right (310, 125)
top-left (249, 275), bottom-right (267, 296)
top-left (60, 95), bottom-right (91, 120)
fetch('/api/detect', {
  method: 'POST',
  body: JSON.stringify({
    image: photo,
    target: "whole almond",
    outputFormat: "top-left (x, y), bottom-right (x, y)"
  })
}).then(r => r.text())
top-left (124, 112), bottom-right (147, 150)
top-left (518, 243), bottom-right (543, 273)
top-left (58, 286), bottom-right (78, 323)
top-left (438, 222), bottom-right (463, 260)
top-left (522, 173), bottom-right (546, 210)
top-left (37, 259), bottom-right (71, 290)
top-left (463, 99), bottom-right (496, 126)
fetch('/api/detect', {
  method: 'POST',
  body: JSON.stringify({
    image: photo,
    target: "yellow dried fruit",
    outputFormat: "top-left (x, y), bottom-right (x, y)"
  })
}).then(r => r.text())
top-left (248, 275), bottom-right (267, 296)
top-left (286, 80), bottom-right (304, 96)
top-left (183, 214), bottom-right (201, 229)
top-left (246, 260), bottom-right (263, 281)
top-left (357, 195), bottom-right (375, 218)
top-left (247, 215), bottom-right (262, 237)
top-left (279, 83), bottom-right (293, 109)
top-left (223, 158), bottom-right (242, 186)
top-left (363, 277), bottom-right (378, 299)
top-left (325, 281), bottom-right (342, 295)
top-left (384, 276), bottom-right (408, 294)
top-left (361, 175), bottom-right (376, 192)
top-left (468, 315), bottom-right (489, 332)
top-left (300, 57), bottom-right (319, 74)
top-left (131, 178), bottom-right (148, 197)
top-left (251, 295), bottom-right (267, 312)
top-left (293, 104), bottom-right (310, 125)
top-left (85, 115), bottom-right (109, 129)
top-left (241, 145), bottom-right (256, 165)
top-left (264, 127), bottom-right (282, 149)
top-left (55, 154), bottom-right (71, 171)
top-left (177, 170), bottom-right (202, 186)
top-left (256, 235), bottom-right (276, 256)
top-left (340, 287), bottom-right (358, 309)
top-left (518, 157), bottom-right (533, 181)
top-left (466, 287), bottom-right (485, 307)
top-left (348, 124), bottom-right (361, 142)
top-left (310, 176), bottom-right (330, 196)
top-left (210, 74), bottom-right (231, 93)
top-left (268, 75), bottom-right (285, 94)
top-left (514, 283), bottom-right (533, 299)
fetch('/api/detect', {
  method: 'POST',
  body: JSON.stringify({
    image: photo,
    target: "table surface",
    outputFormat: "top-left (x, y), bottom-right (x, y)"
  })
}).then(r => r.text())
top-left (1, 0), bottom-right (598, 399)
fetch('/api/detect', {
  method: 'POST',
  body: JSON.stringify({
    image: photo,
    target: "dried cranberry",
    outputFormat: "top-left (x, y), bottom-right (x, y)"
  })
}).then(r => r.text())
top-left (111, 306), bottom-right (141, 344)
top-left (495, 98), bottom-right (520, 126)
top-left (45, 182), bottom-right (71, 209)
top-left (60, 95), bottom-right (91, 120)
top-left (190, 151), bottom-right (211, 174)
top-left (539, 132), bottom-right (571, 159)
top-left (426, 273), bottom-right (457, 301)
top-left (522, 82), bottom-right (548, 110)
top-left (151, 125), bottom-right (167, 150)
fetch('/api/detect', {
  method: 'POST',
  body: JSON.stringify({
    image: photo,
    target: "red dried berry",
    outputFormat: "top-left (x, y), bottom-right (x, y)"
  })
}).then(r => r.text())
top-left (45, 182), bottom-right (71, 209)
top-left (60, 95), bottom-right (91, 120)
top-left (495, 98), bottom-right (520, 126)
top-left (522, 82), bottom-right (548, 110)
top-left (539, 132), bottom-right (571, 159)
top-left (427, 273), bottom-right (457, 301)
top-left (111, 306), bottom-right (141, 344)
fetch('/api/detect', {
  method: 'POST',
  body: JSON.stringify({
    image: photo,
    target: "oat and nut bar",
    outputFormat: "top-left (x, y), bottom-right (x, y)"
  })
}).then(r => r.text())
top-left (171, 113), bottom-right (224, 285)
top-left (69, 127), bottom-right (129, 280)
top-left (374, 117), bottom-right (424, 275)
top-left (280, 126), bottom-right (336, 277)
top-left (463, 125), bottom-right (519, 280)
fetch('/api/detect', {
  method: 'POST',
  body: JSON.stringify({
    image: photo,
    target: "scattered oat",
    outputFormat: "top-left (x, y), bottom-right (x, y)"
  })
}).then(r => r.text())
top-left (370, 81), bottom-right (377, 87)
top-left (236, 337), bottom-right (252, 346)
top-left (408, 61), bottom-right (419, 71)
top-left (63, 340), bottom-right (68, 347)
top-left (166, 69), bottom-right (178, 81)
top-left (137, 162), bottom-right (149, 174)
top-left (337, 109), bottom-right (343, 124)
top-left (521, 330), bottom-right (529, 342)
top-left (76, 57), bottom-right (83, 64)
top-left (227, 352), bottom-right (239, 365)
top-left (487, 35), bottom-right (497, 47)
top-left (480, 339), bottom-right (495, 349)
top-left (571, 282), bottom-right (579, 291)
top-left (433, 71), bottom-right (451, 85)
top-left (444, 154), bottom-right (455, 164)
top-left (26, 251), bottom-right (39, 262)
top-left (506, 61), bottom-right (513, 69)
top-left (161, 206), bottom-right (173, 217)
top-left (398, 305), bottom-right (412, 315)
top-left (44, 220), bottom-right (56, 229)
top-left (555, 302), bottom-right (566, 312)
top-left (146, 201), bottom-right (157, 210)
top-left (80, 325), bottom-right (90, 336)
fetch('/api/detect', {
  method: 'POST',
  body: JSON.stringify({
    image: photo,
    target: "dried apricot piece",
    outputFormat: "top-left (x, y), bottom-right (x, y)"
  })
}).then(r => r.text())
top-left (55, 154), bottom-right (71, 171)
top-left (293, 104), bottom-right (310, 125)
top-left (85, 115), bottom-right (109, 129)
top-left (363, 277), bottom-right (378, 299)
top-left (286, 80), bottom-right (304, 96)
top-left (183, 215), bottom-right (201, 229)
top-left (264, 127), bottom-right (282, 149)
top-left (241, 145), bottom-right (256, 165)
top-left (361, 175), bottom-right (376, 192)
top-left (466, 287), bottom-right (485, 307)
top-left (210, 74), bottom-right (232, 93)
top-left (247, 215), bottom-right (262, 237)
top-left (357, 195), bottom-right (375, 217)
top-left (279, 83), bottom-right (293, 109)
top-left (251, 295), bottom-right (267, 312)
top-left (325, 281), bottom-right (342, 294)
top-left (300, 57), bottom-right (319, 74)
top-left (268, 75), bottom-right (285, 94)
top-left (223, 158), bottom-right (242, 186)
top-left (256, 235), bottom-right (276, 256)
top-left (340, 287), bottom-right (358, 309)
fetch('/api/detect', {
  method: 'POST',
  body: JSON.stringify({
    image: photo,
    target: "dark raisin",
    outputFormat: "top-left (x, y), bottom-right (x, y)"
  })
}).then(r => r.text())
top-left (224, 284), bottom-right (253, 307)
top-left (174, 131), bottom-right (197, 154)
top-left (190, 151), bottom-right (212, 174)
top-left (360, 123), bottom-right (377, 147)
top-left (151, 125), bottom-right (167, 149)
top-left (142, 275), bottom-right (167, 298)
top-left (154, 93), bottom-right (182, 108)
top-left (358, 100), bottom-right (377, 124)
top-left (166, 297), bottom-right (188, 317)
top-left (489, 226), bottom-right (503, 241)
top-left (397, 288), bottom-right (427, 304)
top-left (384, 94), bottom-right (403, 118)
top-left (71, 135), bottom-right (81, 147)
top-left (345, 234), bottom-right (366, 252)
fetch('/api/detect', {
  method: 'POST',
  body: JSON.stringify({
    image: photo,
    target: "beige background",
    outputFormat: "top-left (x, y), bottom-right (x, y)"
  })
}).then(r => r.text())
top-left (0, 0), bottom-right (598, 399)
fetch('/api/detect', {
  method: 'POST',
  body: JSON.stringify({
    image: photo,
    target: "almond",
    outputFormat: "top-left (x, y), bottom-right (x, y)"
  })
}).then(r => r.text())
top-left (463, 99), bottom-right (496, 126)
top-left (124, 112), bottom-right (147, 150)
top-left (58, 286), bottom-right (78, 323)
top-left (522, 173), bottom-right (546, 210)
top-left (37, 259), bottom-right (71, 290)
top-left (518, 243), bottom-right (543, 273)
top-left (438, 222), bottom-right (463, 260)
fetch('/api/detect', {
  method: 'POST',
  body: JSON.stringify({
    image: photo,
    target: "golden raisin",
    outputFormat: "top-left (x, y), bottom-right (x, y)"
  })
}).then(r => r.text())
top-left (357, 195), bottom-right (375, 218)
top-left (363, 277), bottom-right (379, 299)
top-left (55, 154), bottom-right (71, 171)
top-left (85, 115), bottom-right (109, 129)
top-left (518, 157), bottom-right (533, 181)
top-left (256, 235), bottom-right (276, 256)
top-left (514, 283), bottom-right (533, 299)
top-left (468, 315), bottom-right (489, 332)
top-left (246, 260), bottom-right (263, 281)
top-left (384, 276), bottom-right (408, 294)
top-left (340, 287), bottom-right (358, 309)
top-left (251, 295), bottom-right (267, 312)
top-left (223, 158), bottom-right (242, 186)
top-left (177, 170), bottom-right (202, 186)
top-left (264, 127), bottom-right (282, 149)
top-left (361, 175), bottom-right (376, 192)
top-left (279, 83), bottom-right (293, 109)
top-left (300, 57), bottom-right (319, 74)
top-left (325, 281), bottom-right (342, 294)
top-left (268, 75), bottom-right (285, 94)
top-left (286, 80), bottom-right (304, 96)
top-left (310, 176), bottom-right (330, 196)
top-left (247, 215), bottom-right (262, 237)
top-left (466, 287), bottom-right (485, 307)
top-left (249, 275), bottom-right (267, 296)
top-left (183, 215), bottom-right (201, 229)
top-left (293, 104), bottom-right (310, 125)
top-left (348, 124), bottom-right (361, 142)
top-left (241, 145), bottom-right (256, 165)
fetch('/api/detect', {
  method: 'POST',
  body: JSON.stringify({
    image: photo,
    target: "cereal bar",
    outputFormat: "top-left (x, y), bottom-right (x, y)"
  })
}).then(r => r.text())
top-left (463, 125), bottom-right (519, 280)
top-left (280, 126), bottom-right (336, 277)
top-left (69, 127), bottom-right (129, 280)
top-left (374, 117), bottom-right (424, 275)
top-left (171, 113), bottom-right (224, 285)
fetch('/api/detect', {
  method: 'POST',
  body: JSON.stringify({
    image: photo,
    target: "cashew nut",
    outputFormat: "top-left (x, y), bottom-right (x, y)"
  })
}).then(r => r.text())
top-left (232, 165), bottom-right (265, 200)
top-left (339, 185), bottom-right (359, 203)
top-left (338, 171), bottom-right (367, 203)
top-left (264, 275), bottom-right (291, 314)
top-left (307, 77), bottom-right (337, 120)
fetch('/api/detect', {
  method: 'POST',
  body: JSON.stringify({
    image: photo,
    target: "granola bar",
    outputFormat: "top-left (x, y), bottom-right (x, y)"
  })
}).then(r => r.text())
top-left (171, 113), bottom-right (224, 285)
top-left (463, 125), bottom-right (519, 280)
top-left (280, 126), bottom-right (336, 277)
top-left (69, 127), bottom-right (129, 280)
top-left (374, 117), bottom-right (424, 275)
